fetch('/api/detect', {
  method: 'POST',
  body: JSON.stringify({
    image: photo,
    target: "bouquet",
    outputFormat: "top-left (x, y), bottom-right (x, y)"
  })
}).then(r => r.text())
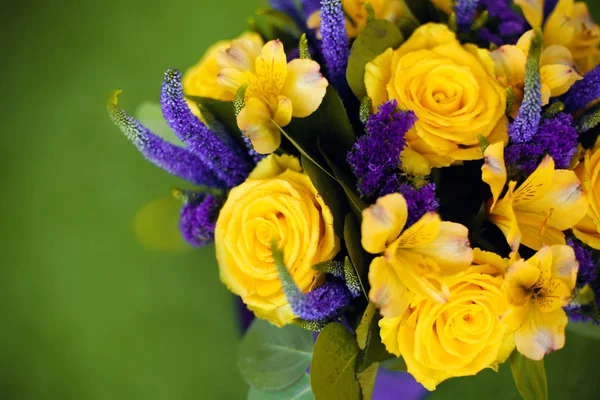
top-left (107, 0), bottom-right (600, 398)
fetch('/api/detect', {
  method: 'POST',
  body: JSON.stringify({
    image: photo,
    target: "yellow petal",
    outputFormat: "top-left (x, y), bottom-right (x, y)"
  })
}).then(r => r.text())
top-left (378, 316), bottom-right (403, 357)
top-left (392, 251), bottom-right (447, 304)
top-left (473, 248), bottom-right (508, 276)
top-left (515, 0), bottom-right (544, 28)
top-left (281, 59), bottom-right (328, 118)
top-left (249, 153), bottom-right (302, 179)
top-left (408, 222), bottom-right (473, 276)
top-left (514, 305), bottom-right (567, 360)
top-left (540, 64), bottom-right (582, 97)
top-left (490, 45), bottom-right (526, 84)
top-left (365, 48), bottom-right (394, 108)
top-left (394, 212), bottom-right (441, 249)
top-left (361, 193), bottom-right (408, 254)
top-left (254, 40), bottom-right (287, 93)
top-left (573, 213), bottom-right (600, 250)
top-left (549, 244), bottom-right (578, 290)
top-left (368, 256), bottom-right (413, 318)
top-left (482, 141), bottom-right (507, 211)
top-left (236, 97), bottom-right (280, 154)
top-left (489, 181), bottom-right (522, 251)
top-left (504, 259), bottom-right (540, 305)
top-left (536, 278), bottom-right (571, 312)
top-left (544, 0), bottom-right (576, 48)
top-left (273, 95), bottom-right (292, 127)
top-left (513, 156), bottom-right (555, 206)
top-left (400, 144), bottom-right (434, 176)
top-left (541, 44), bottom-right (575, 66)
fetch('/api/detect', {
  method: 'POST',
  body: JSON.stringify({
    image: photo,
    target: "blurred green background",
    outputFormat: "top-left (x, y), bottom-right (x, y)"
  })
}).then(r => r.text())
top-left (1, 1), bottom-right (599, 399)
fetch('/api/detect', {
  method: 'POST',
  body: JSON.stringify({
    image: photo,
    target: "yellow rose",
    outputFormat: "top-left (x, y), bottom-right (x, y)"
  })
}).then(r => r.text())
top-left (365, 23), bottom-right (508, 174)
top-left (215, 154), bottom-right (340, 326)
top-left (379, 251), bottom-right (513, 390)
top-left (573, 139), bottom-right (600, 249)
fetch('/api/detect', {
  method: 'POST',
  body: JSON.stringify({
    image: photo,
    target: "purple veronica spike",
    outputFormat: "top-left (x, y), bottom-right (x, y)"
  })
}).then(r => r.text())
top-left (505, 113), bottom-right (578, 175)
top-left (347, 100), bottom-right (417, 198)
top-left (455, 0), bottom-right (480, 32)
top-left (161, 68), bottom-right (251, 187)
top-left (399, 183), bottom-right (440, 227)
top-left (291, 280), bottom-right (352, 321)
top-left (179, 194), bottom-right (223, 247)
top-left (563, 65), bottom-right (600, 113)
top-left (509, 32), bottom-right (543, 143)
top-left (107, 93), bottom-right (224, 188)
top-left (320, 0), bottom-right (350, 90)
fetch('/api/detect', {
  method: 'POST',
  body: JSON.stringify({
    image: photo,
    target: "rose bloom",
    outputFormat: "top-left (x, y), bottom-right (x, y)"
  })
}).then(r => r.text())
top-left (215, 154), bottom-right (339, 326)
top-left (573, 139), bottom-right (600, 250)
top-left (379, 250), bottom-right (514, 391)
top-left (365, 23), bottom-right (508, 175)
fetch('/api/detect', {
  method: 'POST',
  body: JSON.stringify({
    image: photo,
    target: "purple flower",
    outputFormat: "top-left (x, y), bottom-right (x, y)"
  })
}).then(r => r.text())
top-left (179, 194), bottom-right (223, 247)
top-left (478, 0), bottom-right (528, 46)
top-left (347, 100), bottom-right (417, 199)
top-left (455, 0), bottom-right (480, 32)
top-left (107, 94), bottom-right (224, 188)
top-left (565, 238), bottom-right (600, 323)
top-left (509, 32), bottom-right (543, 143)
top-left (301, 0), bottom-right (321, 18)
top-left (291, 280), bottom-right (352, 321)
top-left (563, 65), bottom-right (600, 113)
top-left (319, 0), bottom-right (349, 91)
top-left (399, 183), bottom-right (440, 227)
top-left (160, 68), bottom-right (252, 188)
top-left (505, 113), bottom-right (578, 175)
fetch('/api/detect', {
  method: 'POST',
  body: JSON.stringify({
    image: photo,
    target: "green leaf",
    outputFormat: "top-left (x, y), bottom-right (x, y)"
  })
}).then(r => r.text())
top-left (310, 323), bottom-right (361, 400)
top-left (346, 19), bottom-right (403, 100)
top-left (186, 96), bottom-right (240, 140)
top-left (239, 319), bottom-right (313, 392)
top-left (248, 374), bottom-right (314, 400)
top-left (357, 363), bottom-right (379, 400)
top-left (566, 320), bottom-right (600, 340)
top-left (319, 144), bottom-right (368, 217)
top-left (380, 357), bottom-right (407, 372)
top-left (343, 213), bottom-right (370, 298)
top-left (135, 101), bottom-right (184, 147)
top-left (250, 8), bottom-right (302, 49)
top-left (355, 303), bottom-right (393, 373)
top-left (301, 155), bottom-right (346, 235)
top-left (284, 86), bottom-right (356, 155)
top-left (508, 351), bottom-right (548, 400)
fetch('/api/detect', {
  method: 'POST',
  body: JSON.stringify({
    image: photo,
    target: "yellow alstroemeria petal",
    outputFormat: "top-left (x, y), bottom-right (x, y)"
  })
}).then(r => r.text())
top-left (514, 305), bottom-right (567, 360)
top-left (517, 169), bottom-right (587, 231)
top-left (489, 181), bottom-right (522, 251)
top-left (237, 97), bottom-right (280, 154)
top-left (408, 222), bottom-right (473, 276)
top-left (541, 44), bottom-right (575, 66)
top-left (549, 244), bottom-right (579, 290)
top-left (361, 193), bottom-right (408, 254)
top-left (217, 68), bottom-right (252, 94)
top-left (482, 141), bottom-right (507, 211)
top-left (254, 39), bottom-right (288, 94)
top-left (273, 95), bottom-right (292, 127)
top-left (281, 58), bottom-right (328, 118)
top-left (394, 212), bottom-right (441, 250)
top-left (392, 251), bottom-right (448, 304)
top-left (490, 45), bottom-right (527, 85)
top-left (504, 259), bottom-right (540, 305)
top-left (573, 213), bottom-right (600, 250)
top-left (368, 256), bottom-right (413, 318)
top-left (473, 248), bottom-right (508, 276)
top-left (540, 64), bottom-right (582, 97)
top-left (544, 0), bottom-right (576, 48)
top-left (515, 211), bottom-right (566, 250)
top-left (536, 278), bottom-right (571, 312)
top-left (512, 156), bottom-right (555, 206)
top-left (515, 0), bottom-right (544, 28)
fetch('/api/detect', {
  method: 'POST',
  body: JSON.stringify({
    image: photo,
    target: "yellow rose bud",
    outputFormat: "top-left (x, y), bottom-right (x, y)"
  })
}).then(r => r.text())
top-left (380, 263), bottom-right (513, 390)
top-left (365, 23), bottom-right (508, 173)
top-left (573, 140), bottom-right (600, 249)
top-left (215, 154), bottom-right (340, 326)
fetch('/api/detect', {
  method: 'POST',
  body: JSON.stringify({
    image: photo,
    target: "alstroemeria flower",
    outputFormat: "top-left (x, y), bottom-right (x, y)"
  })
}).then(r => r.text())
top-left (503, 245), bottom-right (578, 360)
top-left (573, 139), bottom-right (600, 249)
top-left (362, 193), bottom-right (473, 318)
top-left (217, 38), bottom-right (328, 154)
top-left (482, 142), bottom-right (588, 251)
top-left (491, 30), bottom-right (583, 115)
top-left (518, 0), bottom-right (600, 72)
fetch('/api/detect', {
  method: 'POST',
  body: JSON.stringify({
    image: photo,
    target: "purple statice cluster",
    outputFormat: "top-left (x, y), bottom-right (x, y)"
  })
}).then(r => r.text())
top-left (347, 100), bottom-right (415, 198)
top-left (108, 69), bottom-right (254, 247)
top-left (566, 239), bottom-right (600, 323)
top-left (399, 183), bottom-right (440, 227)
top-left (505, 113), bottom-right (579, 175)
top-left (563, 65), bottom-right (600, 113)
top-left (319, 0), bottom-right (349, 92)
top-left (477, 0), bottom-right (529, 46)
